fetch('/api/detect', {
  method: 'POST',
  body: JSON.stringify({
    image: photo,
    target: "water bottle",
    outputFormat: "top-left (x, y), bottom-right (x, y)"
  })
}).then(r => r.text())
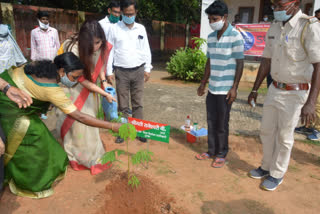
top-left (102, 87), bottom-right (118, 121)
top-left (250, 99), bottom-right (256, 108)
top-left (185, 115), bottom-right (191, 132)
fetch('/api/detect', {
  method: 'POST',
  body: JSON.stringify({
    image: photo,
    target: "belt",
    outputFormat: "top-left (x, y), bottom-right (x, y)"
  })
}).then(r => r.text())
top-left (114, 63), bottom-right (145, 71)
top-left (272, 81), bottom-right (309, 91)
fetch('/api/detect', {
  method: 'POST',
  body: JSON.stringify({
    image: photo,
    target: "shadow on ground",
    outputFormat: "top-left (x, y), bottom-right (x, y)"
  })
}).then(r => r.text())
top-left (201, 199), bottom-right (275, 214)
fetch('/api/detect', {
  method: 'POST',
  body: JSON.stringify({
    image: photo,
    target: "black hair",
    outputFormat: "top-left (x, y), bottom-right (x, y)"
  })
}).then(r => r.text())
top-left (24, 60), bottom-right (57, 79)
top-left (24, 52), bottom-right (83, 80)
top-left (37, 11), bottom-right (49, 19)
top-left (315, 8), bottom-right (320, 14)
top-left (120, 0), bottom-right (138, 10)
top-left (108, 0), bottom-right (120, 9)
top-left (205, 0), bottom-right (228, 16)
top-left (54, 52), bottom-right (84, 74)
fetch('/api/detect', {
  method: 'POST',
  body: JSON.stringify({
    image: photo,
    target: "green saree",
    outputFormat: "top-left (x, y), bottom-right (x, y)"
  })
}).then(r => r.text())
top-left (0, 70), bottom-right (68, 198)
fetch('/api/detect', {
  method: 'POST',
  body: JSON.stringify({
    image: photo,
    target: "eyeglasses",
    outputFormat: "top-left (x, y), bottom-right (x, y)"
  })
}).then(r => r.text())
top-left (271, 0), bottom-right (296, 11)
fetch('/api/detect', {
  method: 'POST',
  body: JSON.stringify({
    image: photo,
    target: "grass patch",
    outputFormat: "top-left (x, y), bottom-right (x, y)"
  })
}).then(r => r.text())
top-left (299, 139), bottom-right (320, 146)
top-left (310, 174), bottom-right (320, 181)
top-left (288, 165), bottom-right (301, 173)
top-left (170, 127), bottom-right (185, 135)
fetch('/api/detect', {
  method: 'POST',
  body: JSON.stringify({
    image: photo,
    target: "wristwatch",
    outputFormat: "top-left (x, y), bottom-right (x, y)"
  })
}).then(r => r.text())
top-left (2, 84), bottom-right (11, 95)
top-left (102, 80), bottom-right (107, 83)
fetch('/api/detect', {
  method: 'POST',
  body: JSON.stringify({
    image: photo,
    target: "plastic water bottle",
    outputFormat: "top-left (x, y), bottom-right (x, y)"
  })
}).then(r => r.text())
top-left (250, 99), bottom-right (256, 108)
top-left (102, 87), bottom-right (118, 121)
top-left (185, 115), bottom-right (191, 132)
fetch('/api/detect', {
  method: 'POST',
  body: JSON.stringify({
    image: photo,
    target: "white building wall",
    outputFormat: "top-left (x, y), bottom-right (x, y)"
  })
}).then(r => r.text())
top-left (224, 0), bottom-right (261, 23)
top-left (313, 0), bottom-right (320, 14)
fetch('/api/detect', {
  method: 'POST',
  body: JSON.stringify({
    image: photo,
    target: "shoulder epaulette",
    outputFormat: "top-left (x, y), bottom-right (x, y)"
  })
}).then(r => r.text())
top-left (300, 15), bottom-right (319, 24)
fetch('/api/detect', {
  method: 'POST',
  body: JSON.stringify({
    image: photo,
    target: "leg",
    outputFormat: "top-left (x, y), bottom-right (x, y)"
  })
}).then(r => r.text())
top-left (130, 67), bottom-right (145, 119)
top-left (270, 94), bottom-right (306, 179)
top-left (215, 95), bottom-right (232, 158)
top-left (115, 68), bottom-right (131, 118)
top-left (260, 104), bottom-right (278, 171)
top-left (206, 93), bottom-right (218, 156)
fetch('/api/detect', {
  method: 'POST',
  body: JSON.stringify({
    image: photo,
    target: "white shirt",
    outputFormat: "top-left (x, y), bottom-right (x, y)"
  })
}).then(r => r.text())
top-left (107, 21), bottom-right (152, 76)
top-left (99, 16), bottom-right (114, 40)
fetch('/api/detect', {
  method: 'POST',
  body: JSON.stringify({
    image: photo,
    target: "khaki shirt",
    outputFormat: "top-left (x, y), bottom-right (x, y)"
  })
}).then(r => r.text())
top-left (263, 10), bottom-right (320, 84)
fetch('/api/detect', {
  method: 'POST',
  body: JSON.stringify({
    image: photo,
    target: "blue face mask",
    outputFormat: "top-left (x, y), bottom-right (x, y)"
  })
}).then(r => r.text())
top-left (61, 73), bottom-right (77, 88)
top-left (274, 10), bottom-right (292, 22)
top-left (122, 15), bottom-right (135, 25)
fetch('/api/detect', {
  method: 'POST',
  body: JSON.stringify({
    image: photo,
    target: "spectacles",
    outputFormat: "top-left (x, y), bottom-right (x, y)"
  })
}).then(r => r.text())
top-left (271, 0), bottom-right (296, 11)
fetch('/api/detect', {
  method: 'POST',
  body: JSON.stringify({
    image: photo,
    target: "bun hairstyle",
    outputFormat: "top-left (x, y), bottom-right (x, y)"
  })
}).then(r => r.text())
top-left (54, 52), bottom-right (84, 74)
top-left (24, 60), bottom-right (58, 79)
top-left (24, 52), bottom-right (84, 80)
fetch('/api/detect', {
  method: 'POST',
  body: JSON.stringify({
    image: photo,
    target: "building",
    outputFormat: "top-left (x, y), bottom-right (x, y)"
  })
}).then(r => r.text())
top-left (200, 0), bottom-right (320, 52)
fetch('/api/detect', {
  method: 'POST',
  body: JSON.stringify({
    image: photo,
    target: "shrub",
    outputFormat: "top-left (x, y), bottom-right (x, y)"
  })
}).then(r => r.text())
top-left (166, 37), bottom-right (207, 82)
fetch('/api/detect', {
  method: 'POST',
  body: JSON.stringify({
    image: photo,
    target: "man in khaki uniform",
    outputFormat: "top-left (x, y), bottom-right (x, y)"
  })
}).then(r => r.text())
top-left (248, 0), bottom-right (320, 191)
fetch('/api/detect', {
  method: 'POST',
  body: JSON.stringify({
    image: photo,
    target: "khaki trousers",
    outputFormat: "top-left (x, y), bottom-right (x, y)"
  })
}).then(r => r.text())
top-left (115, 66), bottom-right (145, 119)
top-left (312, 95), bottom-right (320, 130)
top-left (260, 84), bottom-right (308, 179)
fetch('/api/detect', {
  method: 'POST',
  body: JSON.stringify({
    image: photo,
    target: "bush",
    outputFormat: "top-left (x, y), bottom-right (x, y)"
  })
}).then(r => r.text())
top-left (166, 37), bottom-right (207, 82)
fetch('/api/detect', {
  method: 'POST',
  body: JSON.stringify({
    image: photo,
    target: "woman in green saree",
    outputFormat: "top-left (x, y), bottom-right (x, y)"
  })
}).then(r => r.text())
top-left (0, 52), bottom-right (120, 198)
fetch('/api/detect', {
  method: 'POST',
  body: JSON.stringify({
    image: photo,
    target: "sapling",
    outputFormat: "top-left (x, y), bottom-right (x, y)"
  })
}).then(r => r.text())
top-left (101, 123), bottom-right (154, 189)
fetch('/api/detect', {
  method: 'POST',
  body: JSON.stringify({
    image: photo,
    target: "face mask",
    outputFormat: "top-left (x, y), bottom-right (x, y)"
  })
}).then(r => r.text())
top-left (263, 17), bottom-right (268, 22)
top-left (210, 19), bottom-right (224, 31)
top-left (38, 20), bottom-right (49, 30)
top-left (273, 10), bottom-right (292, 22)
top-left (122, 15), bottom-right (135, 25)
top-left (109, 14), bottom-right (120, 23)
top-left (61, 73), bottom-right (77, 88)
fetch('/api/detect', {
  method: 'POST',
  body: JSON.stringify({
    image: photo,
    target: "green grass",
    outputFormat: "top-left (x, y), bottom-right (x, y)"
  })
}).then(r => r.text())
top-left (170, 127), bottom-right (185, 135)
top-left (310, 174), bottom-right (320, 180)
top-left (300, 139), bottom-right (320, 146)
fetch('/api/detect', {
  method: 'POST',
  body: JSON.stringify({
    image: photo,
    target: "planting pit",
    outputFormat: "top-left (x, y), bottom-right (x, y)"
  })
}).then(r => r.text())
top-left (96, 172), bottom-right (187, 214)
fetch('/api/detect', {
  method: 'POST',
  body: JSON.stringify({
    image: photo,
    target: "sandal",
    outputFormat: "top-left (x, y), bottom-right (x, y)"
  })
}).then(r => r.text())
top-left (211, 157), bottom-right (225, 168)
top-left (195, 152), bottom-right (211, 160)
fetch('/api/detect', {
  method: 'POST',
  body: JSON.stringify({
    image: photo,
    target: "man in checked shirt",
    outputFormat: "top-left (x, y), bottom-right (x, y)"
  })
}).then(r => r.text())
top-left (30, 11), bottom-right (60, 61)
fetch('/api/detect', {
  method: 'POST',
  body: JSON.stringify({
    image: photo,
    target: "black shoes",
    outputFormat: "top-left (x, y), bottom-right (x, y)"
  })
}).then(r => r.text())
top-left (136, 137), bottom-right (148, 143)
top-left (115, 136), bottom-right (147, 143)
top-left (115, 136), bottom-right (124, 144)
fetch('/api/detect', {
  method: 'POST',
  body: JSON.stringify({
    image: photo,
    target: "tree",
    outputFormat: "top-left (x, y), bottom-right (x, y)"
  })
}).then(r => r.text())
top-left (3, 0), bottom-right (201, 23)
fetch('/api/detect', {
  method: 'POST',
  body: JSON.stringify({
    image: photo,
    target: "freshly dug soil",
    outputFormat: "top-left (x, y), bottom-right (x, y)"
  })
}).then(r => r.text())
top-left (96, 172), bottom-right (187, 214)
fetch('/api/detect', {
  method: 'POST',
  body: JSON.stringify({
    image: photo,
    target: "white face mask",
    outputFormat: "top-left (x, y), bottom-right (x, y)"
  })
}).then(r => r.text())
top-left (263, 17), bottom-right (268, 22)
top-left (210, 19), bottom-right (224, 31)
top-left (38, 20), bottom-right (49, 30)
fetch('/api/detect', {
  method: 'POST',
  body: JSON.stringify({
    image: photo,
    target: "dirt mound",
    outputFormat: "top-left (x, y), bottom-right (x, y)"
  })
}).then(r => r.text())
top-left (96, 172), bottom-right (187, 214)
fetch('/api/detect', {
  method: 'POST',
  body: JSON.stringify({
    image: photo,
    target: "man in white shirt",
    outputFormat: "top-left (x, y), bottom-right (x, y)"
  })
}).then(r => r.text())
top-left (30, 11), bottom-right (60, 61)
top-left (99, 1), bottom-right (121, 40)
top-left (107, 0), bottom-right (152, 143)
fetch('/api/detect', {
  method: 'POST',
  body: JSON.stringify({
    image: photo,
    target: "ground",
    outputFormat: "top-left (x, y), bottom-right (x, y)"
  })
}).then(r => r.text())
top-left (0, 67), bottom-right (320, 214)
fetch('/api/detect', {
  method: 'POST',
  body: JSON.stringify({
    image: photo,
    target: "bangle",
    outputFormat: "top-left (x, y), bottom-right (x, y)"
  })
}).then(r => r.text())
top-left (111, 124), bottom-right (114, 132)
top-left (2, 84), bottom-right (11, 95)
top-left (251, 90), bottom-right (258, 93)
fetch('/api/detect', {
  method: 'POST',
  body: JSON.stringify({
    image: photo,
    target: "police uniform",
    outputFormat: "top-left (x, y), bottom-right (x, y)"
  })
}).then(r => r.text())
top-left (260, 10), bottom-right (320, 179)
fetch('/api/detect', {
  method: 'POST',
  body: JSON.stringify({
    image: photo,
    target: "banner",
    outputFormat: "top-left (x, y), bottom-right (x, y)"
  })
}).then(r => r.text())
top-left (236, 24), bottom-right (270, 56)
top-left (128, 117), bottom-right (170, 143)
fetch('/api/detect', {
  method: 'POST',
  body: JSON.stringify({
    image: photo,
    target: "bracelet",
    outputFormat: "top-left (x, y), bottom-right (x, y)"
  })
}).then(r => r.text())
top-left (2, 84), bottom-right (11, 95)
top-left (102, 80), bottom-right (107, 83)
top-left (251, 90), bottom-right (258, 93)
top-left (111, 124), bottom-right (114, 132)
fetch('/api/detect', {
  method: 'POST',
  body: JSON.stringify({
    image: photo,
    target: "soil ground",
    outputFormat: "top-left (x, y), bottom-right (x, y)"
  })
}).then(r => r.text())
top-left (1, 68), bottom-right (320, 214)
